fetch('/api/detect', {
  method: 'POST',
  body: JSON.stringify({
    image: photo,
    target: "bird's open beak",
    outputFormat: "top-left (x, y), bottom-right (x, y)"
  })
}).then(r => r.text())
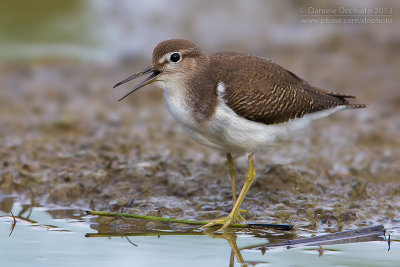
top-left (113, 66), bottom-right (160, 101)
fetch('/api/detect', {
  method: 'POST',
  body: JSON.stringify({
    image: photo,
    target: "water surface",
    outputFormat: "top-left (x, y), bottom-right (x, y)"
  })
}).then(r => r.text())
top-left (1, 201), bottom-right (399, 267)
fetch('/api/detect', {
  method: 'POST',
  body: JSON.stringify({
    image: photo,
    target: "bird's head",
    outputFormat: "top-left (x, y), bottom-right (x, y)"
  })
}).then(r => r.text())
top-left (114, 39), bottom-right (209, 101)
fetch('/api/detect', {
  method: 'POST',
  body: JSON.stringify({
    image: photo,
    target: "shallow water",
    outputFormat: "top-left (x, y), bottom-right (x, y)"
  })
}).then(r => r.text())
top-left (1, 200), bottom-right (399, 267)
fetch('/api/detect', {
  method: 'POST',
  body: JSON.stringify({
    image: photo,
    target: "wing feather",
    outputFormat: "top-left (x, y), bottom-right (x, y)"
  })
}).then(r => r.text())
top-left (210, 53), bottom-right (364, 125)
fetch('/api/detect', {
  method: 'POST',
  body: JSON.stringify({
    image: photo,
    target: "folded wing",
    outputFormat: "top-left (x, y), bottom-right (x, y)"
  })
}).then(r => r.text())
top-left (211, 53), bottom-right (365, 125)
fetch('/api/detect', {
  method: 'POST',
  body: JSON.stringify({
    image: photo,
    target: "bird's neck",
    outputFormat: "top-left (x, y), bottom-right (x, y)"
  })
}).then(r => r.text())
top-left (186, 68), bottom-right (219, 123)
top-left (159, 68), bottom-right (218, 126)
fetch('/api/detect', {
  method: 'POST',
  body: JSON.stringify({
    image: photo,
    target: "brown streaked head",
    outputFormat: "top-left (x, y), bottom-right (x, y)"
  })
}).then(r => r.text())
top-left (113, 39), bottom-right (209, 101)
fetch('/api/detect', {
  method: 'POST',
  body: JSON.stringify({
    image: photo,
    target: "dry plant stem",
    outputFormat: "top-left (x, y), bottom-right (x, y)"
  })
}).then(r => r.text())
top-left (89, 210), bottom-right (248, 228)
top-left (89, 210), bottom-right (294, 230)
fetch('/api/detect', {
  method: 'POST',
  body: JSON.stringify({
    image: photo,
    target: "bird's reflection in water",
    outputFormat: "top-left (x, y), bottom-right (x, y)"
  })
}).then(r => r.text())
top-left (89, 229), bottom-right (250, 266)
top-left (203, 229), bottom-right (245, 267)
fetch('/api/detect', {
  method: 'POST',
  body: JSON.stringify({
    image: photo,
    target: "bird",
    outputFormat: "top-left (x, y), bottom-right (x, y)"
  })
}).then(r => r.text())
top-left (113, 39), bottom-right (366, 231)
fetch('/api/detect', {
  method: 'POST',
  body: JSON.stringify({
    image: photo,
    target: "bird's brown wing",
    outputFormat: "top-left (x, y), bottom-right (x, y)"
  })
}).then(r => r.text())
top-left (210, 53), bottom-right (363, 125)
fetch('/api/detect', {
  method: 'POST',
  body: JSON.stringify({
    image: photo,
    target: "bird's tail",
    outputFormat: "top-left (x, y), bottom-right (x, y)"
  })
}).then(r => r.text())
top-left (345, 103), bottom-right (367, 109)
top-left (313, 87), bottom-right (366, 108)
top-left (323, 90), bottom-right (367, 109)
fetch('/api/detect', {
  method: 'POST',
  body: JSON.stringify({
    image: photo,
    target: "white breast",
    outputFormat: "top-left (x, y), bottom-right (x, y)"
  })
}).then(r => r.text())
top-left (156, 80), bottom-right (196, 128)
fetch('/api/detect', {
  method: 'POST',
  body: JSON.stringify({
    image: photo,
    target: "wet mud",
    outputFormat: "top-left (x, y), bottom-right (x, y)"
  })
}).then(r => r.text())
top-left (0, 38), bottom-right (399, 234)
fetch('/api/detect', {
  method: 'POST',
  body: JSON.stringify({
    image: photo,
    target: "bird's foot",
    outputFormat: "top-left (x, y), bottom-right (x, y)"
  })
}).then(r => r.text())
top-left (200, 209), bottom-right (246, 231)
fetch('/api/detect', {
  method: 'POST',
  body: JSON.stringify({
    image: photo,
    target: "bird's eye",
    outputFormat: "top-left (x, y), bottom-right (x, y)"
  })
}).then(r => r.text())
top-left (169, 52), bottom-right (181, 63)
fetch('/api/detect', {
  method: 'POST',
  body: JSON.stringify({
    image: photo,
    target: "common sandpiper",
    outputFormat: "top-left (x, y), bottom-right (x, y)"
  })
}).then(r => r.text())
top-left (113, 39), bottom-right (366, 231)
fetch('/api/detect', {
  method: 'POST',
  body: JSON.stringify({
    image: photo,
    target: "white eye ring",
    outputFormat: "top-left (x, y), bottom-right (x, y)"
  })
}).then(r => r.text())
top-left (167, 52), bottom-right (182, 63)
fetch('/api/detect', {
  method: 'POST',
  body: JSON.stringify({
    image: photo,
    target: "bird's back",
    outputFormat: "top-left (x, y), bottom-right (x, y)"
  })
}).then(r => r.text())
top-left (210, 52), bottom-right (365, 125)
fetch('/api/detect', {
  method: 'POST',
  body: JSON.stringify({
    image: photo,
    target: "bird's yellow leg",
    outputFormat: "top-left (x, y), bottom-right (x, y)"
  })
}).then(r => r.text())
top-left (226, 153), bottom-right (237, 204)
top-left (201, 154), bottom-right (256, 231)
top-left (226, 153), bottom-right (246, 222)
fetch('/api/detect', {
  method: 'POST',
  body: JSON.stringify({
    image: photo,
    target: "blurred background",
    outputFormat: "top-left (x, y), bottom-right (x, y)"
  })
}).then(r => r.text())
top-left (0, 0), bottom-right (399, 224)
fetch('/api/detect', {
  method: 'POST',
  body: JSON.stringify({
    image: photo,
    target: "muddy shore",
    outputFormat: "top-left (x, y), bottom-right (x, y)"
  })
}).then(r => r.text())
top-left (0, 39), bottom-right (399, 233)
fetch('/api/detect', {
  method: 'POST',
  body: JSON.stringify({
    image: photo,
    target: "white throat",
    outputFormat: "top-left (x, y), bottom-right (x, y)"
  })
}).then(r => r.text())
top-left (155, 80), bottom-right (196, 128)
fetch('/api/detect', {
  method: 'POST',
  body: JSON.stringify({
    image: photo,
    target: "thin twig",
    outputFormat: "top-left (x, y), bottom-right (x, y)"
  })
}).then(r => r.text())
top-left (125, 236), bottom-right (138, 247)
top-left (88, 210), bottom-right (293, 230)
top-left (241, 224), bottom-right (385, 251)
top-left (86, 231), bottom-right (203, 238)
top-left (9, 210), bottom-right (16, 237)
